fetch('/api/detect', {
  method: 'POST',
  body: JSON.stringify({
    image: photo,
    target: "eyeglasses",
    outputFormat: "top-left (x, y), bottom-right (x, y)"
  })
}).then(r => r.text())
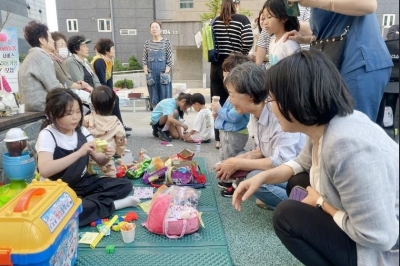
top-left (265, 96), bottom-right (275, 112)
top-left (232, 0), bottom-right (240, 3)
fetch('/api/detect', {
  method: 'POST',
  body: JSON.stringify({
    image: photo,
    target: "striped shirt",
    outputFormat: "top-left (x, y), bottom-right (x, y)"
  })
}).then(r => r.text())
top-left (212, 14), bottom-right (254, 56)
top-left (142, 38), bottom-right (173, 67)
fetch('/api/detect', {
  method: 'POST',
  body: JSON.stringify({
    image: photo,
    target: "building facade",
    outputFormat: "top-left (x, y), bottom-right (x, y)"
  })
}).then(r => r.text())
top-left (0, 0), bottom-right (47, 54)
top-left (54, 0), bottom-right (398, 88)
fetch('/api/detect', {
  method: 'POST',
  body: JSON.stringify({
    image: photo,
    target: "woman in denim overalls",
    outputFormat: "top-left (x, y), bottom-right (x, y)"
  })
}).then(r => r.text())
top-left (142, 21), bottom-right (173, 110)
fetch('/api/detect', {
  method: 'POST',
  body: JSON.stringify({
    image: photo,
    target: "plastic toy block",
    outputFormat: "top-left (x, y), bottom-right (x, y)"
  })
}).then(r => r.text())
top-left (105, 245), bottom-right (115, 254)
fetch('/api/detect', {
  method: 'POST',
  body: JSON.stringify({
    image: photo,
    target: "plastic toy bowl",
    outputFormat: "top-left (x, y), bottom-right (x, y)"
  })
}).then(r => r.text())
top-left (3, 128), bottom-right (29, 142)
top-left (2, 151), bottom-right (36, 180)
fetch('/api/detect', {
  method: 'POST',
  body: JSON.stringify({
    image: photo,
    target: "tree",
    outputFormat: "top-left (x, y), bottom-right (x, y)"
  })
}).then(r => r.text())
top-left (199, 0), bottom-right (253, 22)
top-left (128, 55), bottom-right (142, 70)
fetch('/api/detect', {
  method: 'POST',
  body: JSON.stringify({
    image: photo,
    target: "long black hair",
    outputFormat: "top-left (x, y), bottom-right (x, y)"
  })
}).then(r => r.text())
top-left (176, 93), bottom-right (193, 118)
top-left (263, 0), bottom-right (300, 33)
top-left (41, 88), bottom-right (84, 130)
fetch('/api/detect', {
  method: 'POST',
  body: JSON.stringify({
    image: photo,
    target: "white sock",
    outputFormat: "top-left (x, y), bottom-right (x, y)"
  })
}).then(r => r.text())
top-left (162, 124), bottom-right (169, 131)
top-left (114, 196), bottom-right (140, 210)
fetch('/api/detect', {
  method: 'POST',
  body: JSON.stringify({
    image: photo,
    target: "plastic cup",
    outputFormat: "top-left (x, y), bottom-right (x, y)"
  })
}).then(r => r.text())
top-left (18, 104), bottom-right (25, 114)
top-left (121, 223), bottom-right (136, 243)
top-left (211, 96), bottom-right (220, 103)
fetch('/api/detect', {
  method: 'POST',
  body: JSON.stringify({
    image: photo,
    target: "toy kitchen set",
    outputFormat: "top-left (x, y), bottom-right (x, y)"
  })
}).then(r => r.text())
top-left (0, 128), bottom-right (82, 266)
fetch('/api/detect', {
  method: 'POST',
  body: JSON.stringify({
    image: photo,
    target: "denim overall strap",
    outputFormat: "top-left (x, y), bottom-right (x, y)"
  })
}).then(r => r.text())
top-left (146, 39), bottom-right (172, 108)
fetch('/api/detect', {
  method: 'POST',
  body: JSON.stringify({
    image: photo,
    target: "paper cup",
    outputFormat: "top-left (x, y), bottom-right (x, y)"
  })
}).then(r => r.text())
top-left (18, 104), bottom-right (25, 114)
top-left (121, 223), bottom-right (136, 243)
top-left (211, 96), bottom-right (220, 103)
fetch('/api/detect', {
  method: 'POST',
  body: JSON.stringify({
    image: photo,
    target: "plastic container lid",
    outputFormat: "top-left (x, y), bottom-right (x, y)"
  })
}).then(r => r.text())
top-left (3, 128), bottom-right (28, 142)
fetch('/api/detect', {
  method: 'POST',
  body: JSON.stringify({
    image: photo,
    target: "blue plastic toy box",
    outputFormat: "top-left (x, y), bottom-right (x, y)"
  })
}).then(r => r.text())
top-left (0, 179), bottom-right (82, 266)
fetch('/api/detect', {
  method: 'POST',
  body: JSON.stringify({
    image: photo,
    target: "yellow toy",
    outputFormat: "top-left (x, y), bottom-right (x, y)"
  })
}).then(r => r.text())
top-left (95, 139), bottom-right (108, 152)
top-left (0, 179), bottom-right (82, 266)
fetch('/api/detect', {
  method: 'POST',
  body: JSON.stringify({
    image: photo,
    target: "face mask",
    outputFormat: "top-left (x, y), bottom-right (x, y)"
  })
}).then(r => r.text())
top-left (58, 47), bottom-right (69, 58)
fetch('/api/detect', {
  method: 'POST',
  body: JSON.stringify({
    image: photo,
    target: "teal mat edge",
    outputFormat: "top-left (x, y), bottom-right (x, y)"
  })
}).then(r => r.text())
top-left (76, 246), bottom-right (233, 266)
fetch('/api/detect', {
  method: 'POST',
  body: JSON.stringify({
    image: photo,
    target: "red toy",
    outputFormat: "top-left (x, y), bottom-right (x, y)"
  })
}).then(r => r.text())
top-left (124, 211), bottom-right (138, 222)
top-left (116, 165), bottom-right (127, 178)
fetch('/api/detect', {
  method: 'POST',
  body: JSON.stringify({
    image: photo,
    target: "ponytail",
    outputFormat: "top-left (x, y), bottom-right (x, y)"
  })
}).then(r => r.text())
top-left (176, 92), bottom-right (192, 119)
top-left (220, 0), bottom-right (237, 25)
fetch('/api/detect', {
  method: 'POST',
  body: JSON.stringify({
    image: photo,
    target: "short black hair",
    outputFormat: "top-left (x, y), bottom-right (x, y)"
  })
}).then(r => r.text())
top-left (95, 38), bottom-right (114, 55)
top-left (42, 88), bottom-right (83, 131)
top-left (24, 21), bottom-right (49, 47)
top-left (266, 49), bottom-right (353, 126)
top-left (90, 85), bottom-right (116, 115)
top-left (67, 35), bottom-right (87, 54)
top-left (224, 62), bottom-right (267, 104)
top-left (222, 53), bottom-right (252, 72)
top-left (191, 93), bottom-right (206, 105)
top-left (263, 0), bottom-right (300, 33)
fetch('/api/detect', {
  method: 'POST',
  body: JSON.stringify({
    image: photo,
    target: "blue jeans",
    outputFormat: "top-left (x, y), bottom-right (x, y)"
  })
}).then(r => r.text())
top-left (246, 170), bottom-right (288, 210)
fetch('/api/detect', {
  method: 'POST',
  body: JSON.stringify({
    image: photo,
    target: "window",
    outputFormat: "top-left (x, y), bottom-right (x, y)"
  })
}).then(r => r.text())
top-left (120, 29), bottom-right (137, 35)
top-left (98, 19), bottom-right (112, 32)
top-left (66, 19), bottom-right (78, 32)
top-left (180, 0), bottom-right (193, 9)
top-left (382, 14), bottom-right (396, 28)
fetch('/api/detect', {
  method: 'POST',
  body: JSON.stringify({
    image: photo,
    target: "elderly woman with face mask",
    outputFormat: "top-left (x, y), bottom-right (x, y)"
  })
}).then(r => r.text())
top-left (50, 31), bottom-right (93, 96)
top-left (142, 21), bottom-right (173, 110)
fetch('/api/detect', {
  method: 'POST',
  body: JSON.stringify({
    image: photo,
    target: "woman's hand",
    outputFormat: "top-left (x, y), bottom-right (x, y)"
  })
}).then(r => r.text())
top-left (78, 141), bottom-right (95, 157)
top-left (211, 102), bottom-right (221, 114)
top-left (302, 186), bottom-right (320, 206)
top-left (232, 173), bottom-right (265, 211)
top-left (215, 158), bottom-right (239, 181)
top-left (282, 30), bottom-right (311, 44)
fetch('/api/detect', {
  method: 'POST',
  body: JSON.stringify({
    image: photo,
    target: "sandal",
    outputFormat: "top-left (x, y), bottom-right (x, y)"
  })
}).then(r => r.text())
top-left (215, 141), bottom-right (221, 149)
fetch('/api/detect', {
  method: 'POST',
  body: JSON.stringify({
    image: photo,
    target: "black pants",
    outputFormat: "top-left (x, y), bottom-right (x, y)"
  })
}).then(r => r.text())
top-left (73, 175), bottom-right (132, 226)
top-left (112, 94), bottom-right (125, 126)
top-left (210, 58), bottom-right (229, 142)
top-left (274, 174), bottom-right (357, 266)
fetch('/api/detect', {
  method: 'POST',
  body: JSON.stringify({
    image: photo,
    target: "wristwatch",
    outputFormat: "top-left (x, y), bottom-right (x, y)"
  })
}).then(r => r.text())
top-left (316, 196), bottom-right (324, 210)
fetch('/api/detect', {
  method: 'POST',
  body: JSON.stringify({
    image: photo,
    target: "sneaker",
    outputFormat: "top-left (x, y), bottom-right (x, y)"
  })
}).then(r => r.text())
top-left (152, 124), bottom-right (159, 137)
top-left (202, 139), bottom-right (211, 143)
top-left (218, 181), bottom-right (232, 189)
top-left (220, 187), bottom-right (235, 197)
top-left (255, 199), bottom-right (269, 210)
top-left (158, 130), bottom-right (172, 142)
top-left (124, 126), bottom-right (132, 131)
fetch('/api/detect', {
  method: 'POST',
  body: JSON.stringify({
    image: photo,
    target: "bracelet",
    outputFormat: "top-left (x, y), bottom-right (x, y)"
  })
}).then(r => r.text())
top-left (330, 0), bottom-right (334, 12)
top-left (316, 196), bottom-right (324, 210)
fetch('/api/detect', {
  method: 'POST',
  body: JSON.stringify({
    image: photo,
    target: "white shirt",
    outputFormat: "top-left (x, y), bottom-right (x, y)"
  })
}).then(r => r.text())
top-left (35, 125), bottom-right (93, 153)
top-left (192, 108), bottom-right (214, 141)
top-left (268, 36), bottom-right (301, 67)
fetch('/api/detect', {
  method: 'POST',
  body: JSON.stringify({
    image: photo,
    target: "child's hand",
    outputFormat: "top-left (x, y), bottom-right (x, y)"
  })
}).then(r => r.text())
top-left (104, 146), bottom-right (115, 159)
top-left (79, 141), bottom-right (95, 157)
top-left (182, 124), bottom-right (188, 131)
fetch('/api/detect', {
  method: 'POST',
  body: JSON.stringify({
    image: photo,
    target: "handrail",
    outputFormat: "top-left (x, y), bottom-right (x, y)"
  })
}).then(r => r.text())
top-left (113, 70), bottom-right (145, 75)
